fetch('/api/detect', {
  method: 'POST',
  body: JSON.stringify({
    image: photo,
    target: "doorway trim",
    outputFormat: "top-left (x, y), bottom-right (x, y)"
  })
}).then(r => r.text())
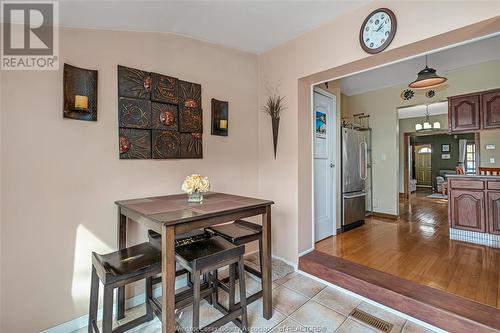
top-left (311, 86), bottom-right (337, 246)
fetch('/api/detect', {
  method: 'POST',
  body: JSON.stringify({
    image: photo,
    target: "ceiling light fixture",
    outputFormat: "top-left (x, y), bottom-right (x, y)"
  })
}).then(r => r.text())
top-left (409, 55), bottom-right (448, 89)
top-left (415, 104), bottom-right (441, 132)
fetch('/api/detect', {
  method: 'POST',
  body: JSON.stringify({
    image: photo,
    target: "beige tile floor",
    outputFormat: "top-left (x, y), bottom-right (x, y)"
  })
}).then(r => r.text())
top-left (74, 272), bottom-right (438, 333)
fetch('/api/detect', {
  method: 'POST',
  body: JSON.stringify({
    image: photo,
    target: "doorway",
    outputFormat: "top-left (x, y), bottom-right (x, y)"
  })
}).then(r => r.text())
top-left (313, 88), bottom-right (336, 242)
top-left (415, 145), bottom-right (432, 187)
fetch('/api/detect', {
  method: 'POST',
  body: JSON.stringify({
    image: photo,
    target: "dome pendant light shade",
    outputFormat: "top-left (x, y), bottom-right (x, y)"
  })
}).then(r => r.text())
top-left (409, 56), bottom-right (447, 89)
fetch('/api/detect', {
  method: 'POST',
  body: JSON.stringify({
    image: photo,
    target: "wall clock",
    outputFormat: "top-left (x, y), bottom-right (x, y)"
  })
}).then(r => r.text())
top-left (359, 8), bottom-right (397, 54)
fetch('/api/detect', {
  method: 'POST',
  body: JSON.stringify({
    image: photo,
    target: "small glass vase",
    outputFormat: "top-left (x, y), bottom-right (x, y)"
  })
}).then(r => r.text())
top-left (187, 190), bottom-right (203, 203)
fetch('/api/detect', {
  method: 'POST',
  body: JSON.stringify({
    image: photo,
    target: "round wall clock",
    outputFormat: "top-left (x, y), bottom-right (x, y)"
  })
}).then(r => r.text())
top-left (359, 8), bottom-right (397, 54)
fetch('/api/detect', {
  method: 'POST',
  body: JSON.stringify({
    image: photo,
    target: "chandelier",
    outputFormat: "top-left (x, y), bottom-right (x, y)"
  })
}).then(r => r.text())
top-left (415, 104), bottom-right (441, 131)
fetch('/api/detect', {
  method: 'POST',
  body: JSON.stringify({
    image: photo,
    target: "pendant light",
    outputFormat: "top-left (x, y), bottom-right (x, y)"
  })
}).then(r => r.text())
top-left (409, 55), bottom-right (447, 89)
top-left (415, 104), bottom-right (441, 131)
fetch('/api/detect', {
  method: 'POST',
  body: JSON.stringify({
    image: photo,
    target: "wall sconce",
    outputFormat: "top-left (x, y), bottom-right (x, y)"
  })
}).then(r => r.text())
top-left (211, 98), bottom-right (228, 136)
top-left (63, 63), bottom-right (98, 121)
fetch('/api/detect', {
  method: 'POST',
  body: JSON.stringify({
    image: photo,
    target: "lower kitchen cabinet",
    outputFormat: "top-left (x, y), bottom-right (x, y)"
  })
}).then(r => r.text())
top-left (487, 191), bottom-right (500, 235)
top-left (450, 189), bottom-right (486, 232)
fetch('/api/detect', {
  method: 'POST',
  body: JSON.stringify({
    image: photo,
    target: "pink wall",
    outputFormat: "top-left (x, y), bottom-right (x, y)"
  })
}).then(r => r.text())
top-left (0, 27), bottom-right (259, 332)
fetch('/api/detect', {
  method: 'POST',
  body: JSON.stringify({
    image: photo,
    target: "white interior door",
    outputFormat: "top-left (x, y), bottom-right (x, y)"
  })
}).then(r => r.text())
top-left (314, 89), bottom-right (336, 242)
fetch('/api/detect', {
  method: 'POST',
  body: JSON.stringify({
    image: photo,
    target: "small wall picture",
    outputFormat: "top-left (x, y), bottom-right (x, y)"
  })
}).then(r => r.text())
top-left (442, 153), bottom-right (451, 160)
top-left (486, 144), bottom-right (496, 150)
top-left (441, 144), bottom-right (450, 152)
top-left (316, 111), bottom-right (327, 139)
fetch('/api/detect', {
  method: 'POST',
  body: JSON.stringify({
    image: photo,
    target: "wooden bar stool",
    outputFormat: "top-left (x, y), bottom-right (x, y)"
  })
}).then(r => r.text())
top-left (205, 220), bottom-right (263, 300)
top-left (175, 235), bottom-right (249, 333)
top-left (88, 243), bottom-right (160, 333)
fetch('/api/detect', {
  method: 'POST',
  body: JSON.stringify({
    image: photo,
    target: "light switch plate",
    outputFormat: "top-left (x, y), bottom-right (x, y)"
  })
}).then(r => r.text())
top-left (486, 144), bottom-right (496, 150)
top-left (491, 158), bottom-right (496, 164)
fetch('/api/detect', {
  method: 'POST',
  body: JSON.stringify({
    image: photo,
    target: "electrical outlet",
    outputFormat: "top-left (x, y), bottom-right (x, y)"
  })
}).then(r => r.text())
top-left (490, 158), bottom-right (496, 164)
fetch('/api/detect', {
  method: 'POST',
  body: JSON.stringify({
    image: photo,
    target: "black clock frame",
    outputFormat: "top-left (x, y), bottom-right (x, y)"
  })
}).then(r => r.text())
top-left (359, 8), bottom-right (397, 54)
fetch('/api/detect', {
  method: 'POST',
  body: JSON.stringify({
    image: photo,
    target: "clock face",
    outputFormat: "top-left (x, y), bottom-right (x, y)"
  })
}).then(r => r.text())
top-left (360, 9), bottom-right (396, 54)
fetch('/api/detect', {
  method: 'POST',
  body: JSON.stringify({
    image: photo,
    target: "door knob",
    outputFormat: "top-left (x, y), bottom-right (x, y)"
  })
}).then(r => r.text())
top-left (330, 163), bottom-right (335, 168)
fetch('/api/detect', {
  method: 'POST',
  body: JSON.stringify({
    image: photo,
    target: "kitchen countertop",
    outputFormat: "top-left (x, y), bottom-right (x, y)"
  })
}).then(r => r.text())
top-left (447, 174), bottom-right (500, 179)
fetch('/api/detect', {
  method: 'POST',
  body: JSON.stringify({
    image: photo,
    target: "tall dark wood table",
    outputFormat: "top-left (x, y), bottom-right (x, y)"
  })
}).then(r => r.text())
top-left (115, 192), bottom-right (274, 333)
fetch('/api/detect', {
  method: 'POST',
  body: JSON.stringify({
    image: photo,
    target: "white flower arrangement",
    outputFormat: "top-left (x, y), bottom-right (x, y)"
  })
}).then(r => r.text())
top-left (181, 174), bottom-right (210, 195)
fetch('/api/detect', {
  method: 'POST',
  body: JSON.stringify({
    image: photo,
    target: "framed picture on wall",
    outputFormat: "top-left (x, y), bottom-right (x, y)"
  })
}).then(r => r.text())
top-left (442, 153), bottom-right (451, 160)
top-left (441, 144), bottom-right (450, 152)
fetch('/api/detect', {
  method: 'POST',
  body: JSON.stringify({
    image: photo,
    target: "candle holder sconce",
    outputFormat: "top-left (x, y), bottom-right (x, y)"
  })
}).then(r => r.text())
top-left (211, 98), bottom-right (228, 136)
top-left (63, 63), bottom-right (98, 121)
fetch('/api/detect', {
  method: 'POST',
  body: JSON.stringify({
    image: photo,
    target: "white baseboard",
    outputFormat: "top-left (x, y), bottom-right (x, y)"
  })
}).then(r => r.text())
top-left (297, 270), bottom-right (446, 333)
top-left (40, 277), bottom-right (187, 333)
top-left (298, 247), bottom-right (314, 257)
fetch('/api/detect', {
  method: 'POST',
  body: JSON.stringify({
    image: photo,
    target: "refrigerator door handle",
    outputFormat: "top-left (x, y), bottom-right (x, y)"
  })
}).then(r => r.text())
top-left (343, 192), bottom-right (366, 199)
top-left (360, 141), bottom-right (368, 180)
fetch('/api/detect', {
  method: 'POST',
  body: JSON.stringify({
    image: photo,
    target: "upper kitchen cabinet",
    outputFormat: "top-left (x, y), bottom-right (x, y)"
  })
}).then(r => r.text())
top-left (448, 93), bottom-right (481, 132)
top-left (448, 88), bottom-right (500, 132)
top-left (481, 89), bottom-right (500, 129)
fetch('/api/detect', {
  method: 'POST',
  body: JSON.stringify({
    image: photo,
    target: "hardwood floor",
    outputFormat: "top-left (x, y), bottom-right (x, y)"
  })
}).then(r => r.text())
top-left (315, 189), bottom-right (500, 309)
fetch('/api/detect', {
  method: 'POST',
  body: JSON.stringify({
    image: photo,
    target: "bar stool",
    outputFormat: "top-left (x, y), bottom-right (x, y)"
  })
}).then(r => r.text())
top-left (205, 220), bottom-right (263, 289)
top-left (175, 235), bottom-right (249, 333)
top-left (88, 243), bottom-right (160, 333)
top-left (147, 229), bottom-right (211, 286)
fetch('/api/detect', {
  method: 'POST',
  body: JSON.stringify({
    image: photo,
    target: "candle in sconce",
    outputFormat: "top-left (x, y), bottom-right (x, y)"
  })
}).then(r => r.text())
top-left (219, 119), bottom-right (228, 129)
top-left (75, 95), bottom-right (88, 109)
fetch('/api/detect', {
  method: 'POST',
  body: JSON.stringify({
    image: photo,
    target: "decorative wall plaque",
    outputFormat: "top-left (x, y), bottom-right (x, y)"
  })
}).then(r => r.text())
top-left (152, 102), bottom-right (178, 131)
top-left (211, 98), bottom-right (228, 136)
top-left (118, 97), bottom-right (151, 129)
top-left (118, 65), bottom-right (151, 100)
top-left (152, 130), bottom-right (180, 159)
top-left (179, 80), bottom-right (201, 108)
top-left (119, 128), bottom-right (152, 159)
top-left (179, 107), bottom-right (202, 133)
top-left (117, 65), bottom-right (202, 159)
top-left (180, 132), bottom-right (203, 158)
top-left (152, 73), bottom-right (178, 104)
top-left (63, 63), bottom-right (98, 121)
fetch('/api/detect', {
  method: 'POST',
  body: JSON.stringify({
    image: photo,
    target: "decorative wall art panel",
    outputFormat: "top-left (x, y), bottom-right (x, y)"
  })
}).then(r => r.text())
top-left (152, 130), bottom-right (180, 159)
top-left (211, 98), bottom-right (228, 136)
top-left (117, 65), bottom-right (202, 159)
top-left (151, 73), bottom-right (178, 104)
top-left (118, 65), bottom-right (152, 100)
top-left (118, 97), bottom-right (152, 129)
top-left (152, 102), bottom-right (178, 131)
top-left (179, 80), bottom-right (202, 108)
top-left (119, 128), bottom-right (152, 159)
top-left (63, 63), bottom-right (98, 121)
top-left (180, 133), bottom-right (203, 159)
top-left (179, 107), bottom-right (203, 133)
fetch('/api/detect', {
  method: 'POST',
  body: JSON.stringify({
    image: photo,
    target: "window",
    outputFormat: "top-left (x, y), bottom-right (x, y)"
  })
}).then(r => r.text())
top-left (418, 147), bottom-right (432, 154)
top-left (466, 143), bottom-right (476, 174)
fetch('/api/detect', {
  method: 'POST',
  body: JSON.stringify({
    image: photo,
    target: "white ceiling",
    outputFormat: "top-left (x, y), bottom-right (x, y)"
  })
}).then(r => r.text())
top-left (340, 35), bottom-right (500, 96)
top-left (50, 0), bottom-right (370, 54)
top-left (397, 101), bottom-right (448, 119)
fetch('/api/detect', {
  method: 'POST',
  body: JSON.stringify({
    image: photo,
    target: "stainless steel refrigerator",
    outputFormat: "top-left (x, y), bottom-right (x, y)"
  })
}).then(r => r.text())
top-left (342, 127), bottom-right (368, 230)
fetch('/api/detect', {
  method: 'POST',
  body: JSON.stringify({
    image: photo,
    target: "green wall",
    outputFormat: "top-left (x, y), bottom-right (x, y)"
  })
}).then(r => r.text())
top-left (411, 133), bottom-right (475, 190)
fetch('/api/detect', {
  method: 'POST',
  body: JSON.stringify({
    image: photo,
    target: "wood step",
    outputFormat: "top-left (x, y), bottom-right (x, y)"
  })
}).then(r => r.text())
top-left (299, 251), bottom-right (500, 333)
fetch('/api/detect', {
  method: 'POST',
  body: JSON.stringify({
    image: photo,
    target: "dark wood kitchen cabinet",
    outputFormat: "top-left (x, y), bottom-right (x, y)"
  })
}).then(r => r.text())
top-left (481, 89), bottom-right (500, 129)
top-left (448, 88), bottom-right (500, 132)
top-left (448, 94), bottom-right (481, 132)
top-left (449, 189), bottom-right (486, 232)
top-left (487, 191), bottom-right (500, 235)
